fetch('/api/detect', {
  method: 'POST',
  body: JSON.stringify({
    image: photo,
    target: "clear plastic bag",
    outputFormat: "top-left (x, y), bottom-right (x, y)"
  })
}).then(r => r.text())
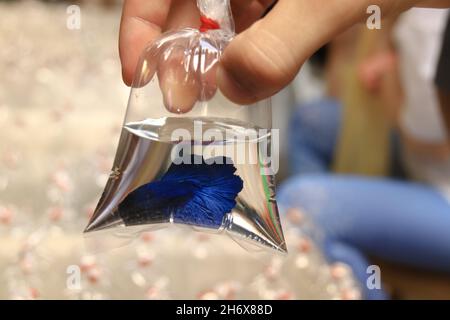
top-left (84, 0), bottom-right (286, 253)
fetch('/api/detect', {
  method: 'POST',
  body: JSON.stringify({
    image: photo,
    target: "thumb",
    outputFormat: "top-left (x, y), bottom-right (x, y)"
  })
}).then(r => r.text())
top-left (217, 0), bottom-right (365, 105)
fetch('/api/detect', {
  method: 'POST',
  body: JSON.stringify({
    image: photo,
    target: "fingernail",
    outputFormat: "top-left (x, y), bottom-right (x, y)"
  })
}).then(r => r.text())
top-left (159, 67), bottom-right (199, 114)
top-left (158, 48), bottom-right (200, 114)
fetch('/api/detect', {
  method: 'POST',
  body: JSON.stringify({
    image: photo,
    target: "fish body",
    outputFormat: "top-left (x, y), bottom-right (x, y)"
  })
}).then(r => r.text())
top-left (118, 155), bottom-right (243, 228)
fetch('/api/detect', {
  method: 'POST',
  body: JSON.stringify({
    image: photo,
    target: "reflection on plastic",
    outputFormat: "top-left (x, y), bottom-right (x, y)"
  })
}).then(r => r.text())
top-left (84, 0), bottom-right (287, 253)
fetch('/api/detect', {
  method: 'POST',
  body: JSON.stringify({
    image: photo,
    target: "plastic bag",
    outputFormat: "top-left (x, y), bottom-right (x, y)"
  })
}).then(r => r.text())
top-left (84, 0), bottom-right (286, 253)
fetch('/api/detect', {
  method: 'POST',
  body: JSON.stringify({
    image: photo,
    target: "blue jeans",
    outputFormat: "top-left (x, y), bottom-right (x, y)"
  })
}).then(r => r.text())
top-left (281, 98), bottom-right (450, 299)
top-left (288, 98), bottom-right (341, 175)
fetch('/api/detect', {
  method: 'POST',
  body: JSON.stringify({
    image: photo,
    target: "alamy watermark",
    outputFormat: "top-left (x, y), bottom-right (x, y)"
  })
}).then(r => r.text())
top-left (66, 5), bottom-right (81, 30)
top-left (366, 265), bottom-right (382, 290)
top-left (66, 265), bottom-right (81, 290)
top-left (170, 120), bottom-right (280, 175)
top-left (367, 5), bottom-right (382, 30)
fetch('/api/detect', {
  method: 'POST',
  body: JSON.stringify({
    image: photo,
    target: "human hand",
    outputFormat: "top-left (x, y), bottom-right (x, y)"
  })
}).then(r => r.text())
top-left (119, 0), bottom-right (447, 105)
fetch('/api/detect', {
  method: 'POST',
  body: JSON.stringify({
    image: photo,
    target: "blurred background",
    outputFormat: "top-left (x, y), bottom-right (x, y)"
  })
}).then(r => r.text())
top-left (1, 0), bottom-right (450, 299)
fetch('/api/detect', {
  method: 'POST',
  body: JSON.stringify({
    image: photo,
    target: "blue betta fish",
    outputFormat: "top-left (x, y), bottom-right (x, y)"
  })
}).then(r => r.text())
top-left (118, 155), bottom-right (243, 229)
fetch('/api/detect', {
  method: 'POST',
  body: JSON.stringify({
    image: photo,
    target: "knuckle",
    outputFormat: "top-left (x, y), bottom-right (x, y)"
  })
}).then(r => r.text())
top-left (233, 25), bottom-right (297, 92)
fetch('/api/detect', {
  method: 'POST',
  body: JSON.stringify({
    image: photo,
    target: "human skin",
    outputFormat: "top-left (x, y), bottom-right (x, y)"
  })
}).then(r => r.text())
top-left (119, 0), bottom-right (450, 107)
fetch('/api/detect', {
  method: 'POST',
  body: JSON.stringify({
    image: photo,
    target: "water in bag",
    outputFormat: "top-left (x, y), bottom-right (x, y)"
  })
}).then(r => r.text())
top-left (84, 0), bottom-right (287, 253)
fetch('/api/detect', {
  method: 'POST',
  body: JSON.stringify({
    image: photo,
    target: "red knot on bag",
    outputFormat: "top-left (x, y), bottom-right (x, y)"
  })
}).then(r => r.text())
top-left (199, 15), bottom-right (220, 32)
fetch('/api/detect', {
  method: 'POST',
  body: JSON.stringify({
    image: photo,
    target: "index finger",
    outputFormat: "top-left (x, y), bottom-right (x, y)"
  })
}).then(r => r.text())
top-left (119, 0), bottom-right (172, 86)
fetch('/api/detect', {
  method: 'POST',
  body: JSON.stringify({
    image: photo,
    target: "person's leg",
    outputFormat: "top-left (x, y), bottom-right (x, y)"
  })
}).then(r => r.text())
top-left (278, 174), bottom-right (450, 272)
top-left (288, 98), bottom-right (341, 175)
